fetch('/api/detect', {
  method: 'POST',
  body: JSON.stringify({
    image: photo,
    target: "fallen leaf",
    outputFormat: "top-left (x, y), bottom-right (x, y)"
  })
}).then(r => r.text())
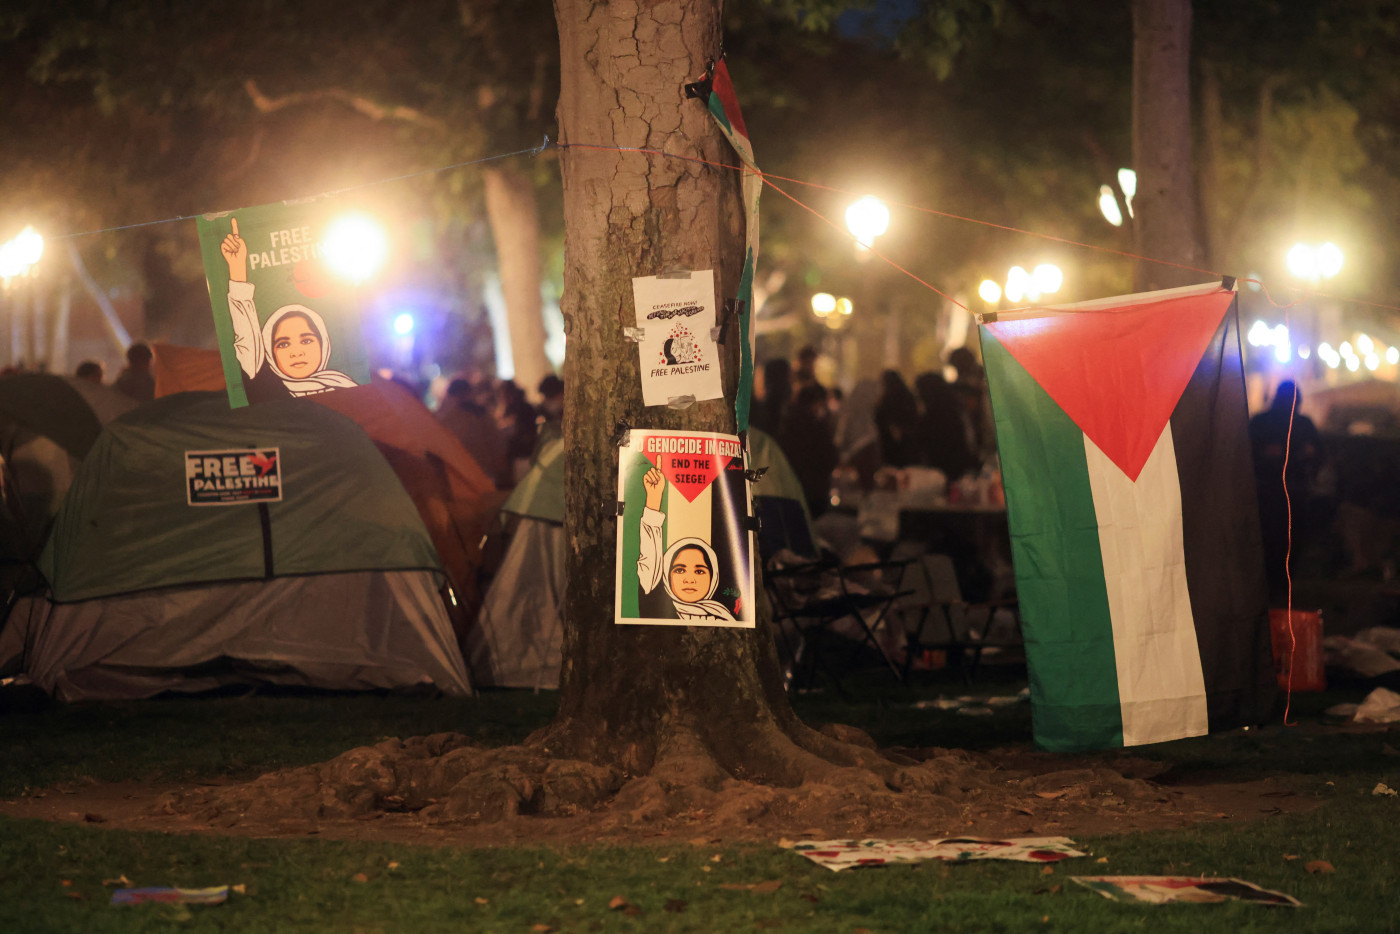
top-left (800, 893), bottom-right (820, 904)
top-left (1215, 813), bottom-right (1229, 819)
top-left (623, 906), bottom-right (643, 917)
top-left (232, 884), bottom-right (246, 896)
top-left (352, 873), bottom-right (369, 884)
top-left (1049, 884), bottom-right (1061, 894)
top-left (1283, 854), bottom-right (1299, 861)
top-left (101, 875), bottom-right (132, 887)
top-left (753, 880), bottom-right (783, 894)
top-left (1040, 866), bottom-right (1055, 876)
top-left (664, 899), bottom-right (687, 913)
top-left (656, 857), bottom-right (670, 863)
top-left (608, 895), bottom-right (628, 910)
top-left (474, 897), bottom-right (489, 905)
top-left (1306, 860), bottom-right (1335, 874)
top-left (574, 898), bottom-right (584, 906)
top-left (701, 866), bottom-right (711, 873)
top-left (777, 838), bottom-right (795, 849)
top-left (530, 925), bottom-right (553, 932)
top-left (1372, 783), bottom-right (1398, 797)
top-left (710, 854), bottom-right (722, 863)
top-left (688, 837), bottom-right (709, 846)
top-left (66, 892), bottom-right (86, 901)
top-left (60, 880), bottom-right (71, 887)
top-left (1034, 791), bottom-right (1066, 800)
top-left (387, 861), bottom-right (399, 870)
top-left (83, 813), bottom-right (106, 824)
top-left (1095, 857), bottom-right (1108, 864)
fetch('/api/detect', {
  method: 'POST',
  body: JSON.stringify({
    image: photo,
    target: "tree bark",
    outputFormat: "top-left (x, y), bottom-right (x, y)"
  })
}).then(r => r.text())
top-left (542, 0), bottom-right (876, 786)
top-left (482, 164), bottom-right (553, 396)
top-left (1131, 0), bottom-right (1202, 290)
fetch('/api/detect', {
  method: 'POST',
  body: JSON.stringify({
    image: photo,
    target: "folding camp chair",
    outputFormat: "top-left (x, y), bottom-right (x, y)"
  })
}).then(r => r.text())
top-left (763, 549), bottom-right (916, 691)
top-left (895, 548), bottom-right (1022, 683)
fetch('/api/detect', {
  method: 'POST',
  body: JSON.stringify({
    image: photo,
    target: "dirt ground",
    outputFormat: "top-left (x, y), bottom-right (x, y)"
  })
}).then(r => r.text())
top-left (0, 733), bottom-right (1334, 849)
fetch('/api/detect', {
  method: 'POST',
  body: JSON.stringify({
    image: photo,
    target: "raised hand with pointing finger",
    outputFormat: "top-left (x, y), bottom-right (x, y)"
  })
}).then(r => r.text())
top-left (643, 466), bottom-right (666, 512)
top-left (221, 218), bottom-right (247, 283)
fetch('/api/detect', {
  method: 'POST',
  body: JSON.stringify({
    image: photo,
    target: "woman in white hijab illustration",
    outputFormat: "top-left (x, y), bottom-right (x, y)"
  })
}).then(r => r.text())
top-left (220, 217), bottom-right (358, 400)
top-left (636, 466), bottom-right (737, 622)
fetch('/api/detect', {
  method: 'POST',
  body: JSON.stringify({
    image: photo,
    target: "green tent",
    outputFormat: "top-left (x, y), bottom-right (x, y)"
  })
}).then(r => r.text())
top-left (4, 392), bottom-right (470, 700)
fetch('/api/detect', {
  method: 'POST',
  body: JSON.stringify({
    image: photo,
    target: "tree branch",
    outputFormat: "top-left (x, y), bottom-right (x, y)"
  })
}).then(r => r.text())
top-left (243, 79), bottom-right (447, 134)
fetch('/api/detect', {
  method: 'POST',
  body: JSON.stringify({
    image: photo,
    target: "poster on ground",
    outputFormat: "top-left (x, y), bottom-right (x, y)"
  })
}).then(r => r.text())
top-left (1071, 876), bottom-right (1301, 907)
top-left (632, 271), bottom-right (723, 407)
top-left (786, 837), bottom-right (1087, 872)
top-left (196, 199), bottom-right (372, 408)
top-left (615, 429), bottom-right (754, 628)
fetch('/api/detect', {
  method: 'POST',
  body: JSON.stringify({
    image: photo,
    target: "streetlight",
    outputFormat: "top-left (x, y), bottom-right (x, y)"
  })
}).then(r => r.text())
top-left (0, 226), bottom-right (44, 284)
top-left (323, 213), bottom-right (388, 283)
top-left (1097, 168), bottom-right (1136, 227)
top-left (845, 196), bottom-right (889, 252)
top-left (1285, 241), bottom-right (1344, 282)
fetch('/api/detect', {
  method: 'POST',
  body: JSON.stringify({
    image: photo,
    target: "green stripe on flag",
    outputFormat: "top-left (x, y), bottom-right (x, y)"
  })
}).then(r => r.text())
top-left (981, 329), bottom-right (1123, 750)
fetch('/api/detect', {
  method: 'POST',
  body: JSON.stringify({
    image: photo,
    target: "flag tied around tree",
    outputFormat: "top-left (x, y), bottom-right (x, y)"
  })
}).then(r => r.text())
top-left (696, 58), bottom-right (760, 431)
top-left (979, 283), bottom-right (1276, 751)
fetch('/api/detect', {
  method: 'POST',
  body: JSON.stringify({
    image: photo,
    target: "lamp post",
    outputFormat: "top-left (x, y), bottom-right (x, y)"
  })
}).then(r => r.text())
top-left (0, 227), bottom-right (45, 369)
top-left (844, 196), bottom-right (892, 374)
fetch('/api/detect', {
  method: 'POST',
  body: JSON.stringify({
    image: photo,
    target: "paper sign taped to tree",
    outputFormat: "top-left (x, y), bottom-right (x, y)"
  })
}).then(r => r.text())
top-left (185, 448), bottom-right (282, 506)
top-left (632, 270), bottom-right (722, 406)
top-left (196, 200), bottom-right (372, 408)
top-left (616, 429), bottom-right (754, 627)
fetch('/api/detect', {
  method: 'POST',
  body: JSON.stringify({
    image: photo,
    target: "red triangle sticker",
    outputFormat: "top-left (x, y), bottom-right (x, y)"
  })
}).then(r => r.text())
top-left (984, 288), bottom-right (1233, 481)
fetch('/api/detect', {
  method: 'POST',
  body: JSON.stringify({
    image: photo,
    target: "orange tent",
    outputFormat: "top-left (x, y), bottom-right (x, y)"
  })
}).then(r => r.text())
top-left (151, 344), bottom-right (504, 623)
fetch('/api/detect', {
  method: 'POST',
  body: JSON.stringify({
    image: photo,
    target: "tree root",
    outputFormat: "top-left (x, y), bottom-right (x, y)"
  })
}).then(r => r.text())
top-left (159, 715), bottom-right (1182, 843)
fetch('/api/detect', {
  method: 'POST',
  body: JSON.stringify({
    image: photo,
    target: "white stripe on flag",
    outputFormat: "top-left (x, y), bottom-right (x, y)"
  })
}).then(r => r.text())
top-left (1084, 425), bottom-right (1209, 746)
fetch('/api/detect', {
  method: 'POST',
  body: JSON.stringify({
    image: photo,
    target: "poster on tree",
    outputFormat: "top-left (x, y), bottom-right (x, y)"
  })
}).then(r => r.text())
top-left (632, 270), bottom-right (723, 407)
top-left (196, 199), bottom-right (373, 408)
top-left (615, 429), bottom-right (755, 628)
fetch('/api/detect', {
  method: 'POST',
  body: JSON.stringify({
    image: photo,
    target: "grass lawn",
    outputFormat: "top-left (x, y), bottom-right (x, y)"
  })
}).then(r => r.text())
top-left (3, 666), bottom-right (1399, 932)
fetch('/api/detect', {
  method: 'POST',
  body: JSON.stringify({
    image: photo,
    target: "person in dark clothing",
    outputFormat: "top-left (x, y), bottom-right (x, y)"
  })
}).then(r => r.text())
top-left (113, 342), bottom-right (156, 402)
top-left (911, 371), bottom-right (977, 480)
top-left (751, 358), bottom-right (792, 437)
top-left (875, 369), bottom-right (918, 468)
top-left (778, 383), bottom-right (838, 518)
top-left (536, 374), bottom-right (564, 447)
top-left (1249, 380), bottom-right (1322, 599)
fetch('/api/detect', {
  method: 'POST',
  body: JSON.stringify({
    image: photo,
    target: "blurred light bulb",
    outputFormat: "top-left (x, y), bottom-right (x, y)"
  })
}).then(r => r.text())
top-left (845, 196), bottom-right (890, 249)
top-left (1318, 342), bottom-right (1334, 358)
top-left (323, 214), bottom-right (388, 283)
top-left (1358, 333), bottom-right (1374, 354)
top-left (1317, 242), bottom-right (1344, 279)
top-left (1004, 266), bottom-right (1030, 304)
top-left (1287, 243), bottom-right (1317, 280)
top-left (393, 312), bottom-right (414, 336)
top-left (1274, 343), bottom-right (1291, 363)
top-left (1299, 345), bottom-right (1311, 360)
top-left (1347, 355), bottom-right (1361, 372)
top-left (1341, 341), bottom-right (1354, 356)
top-left (811, 292), bottom-right (836, 316)
top-left (1117, 168), bottom-right (1137, 204)
top-left (1388, 347), bottom-right (1399, 366)
top-left (1248, 320), bottom-right (1269, 347)
top-left (1097, 186), bottom-right (1123, 227)
top-left (1032, 263), bottom-right (1063, 295)
top-left (13, 227), bottom-right (43, 266)
top-left (978, 279), bottom-right (1002, 304)
top-left (835, 296), bottom-right (854, 315)
top-left (1366, 353), bottom-right (1381, 371)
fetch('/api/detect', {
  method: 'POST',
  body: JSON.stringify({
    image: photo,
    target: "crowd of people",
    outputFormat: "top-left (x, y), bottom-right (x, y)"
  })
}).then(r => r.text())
top-left (751, 344), bottom-right (996, 518)
top-left (433, 372), bottom-right (563, 489)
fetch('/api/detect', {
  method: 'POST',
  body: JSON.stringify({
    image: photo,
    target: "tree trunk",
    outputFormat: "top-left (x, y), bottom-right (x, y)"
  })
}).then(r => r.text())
top-left (541, 0), bottom-right (877, 786)
top-left (1132, 0), bottom-right (1202, 290)
top-left (482, 163), bottom-right (553, 396)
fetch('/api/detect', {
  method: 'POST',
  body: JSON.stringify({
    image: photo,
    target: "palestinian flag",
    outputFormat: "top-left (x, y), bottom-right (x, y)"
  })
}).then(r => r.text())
top-left (979, 283), bottom-right (1276, 751)
top-left (697, 58), bottom-right (761, 431)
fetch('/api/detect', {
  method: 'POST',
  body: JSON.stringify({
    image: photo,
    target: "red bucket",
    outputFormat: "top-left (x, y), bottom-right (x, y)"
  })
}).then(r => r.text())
top-left (1268, 609), bottom-right (1326, 692)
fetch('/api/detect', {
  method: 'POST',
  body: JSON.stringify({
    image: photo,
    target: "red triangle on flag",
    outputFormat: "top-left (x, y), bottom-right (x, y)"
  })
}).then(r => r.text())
top-left (984, 287), bottom-right (1234, 481)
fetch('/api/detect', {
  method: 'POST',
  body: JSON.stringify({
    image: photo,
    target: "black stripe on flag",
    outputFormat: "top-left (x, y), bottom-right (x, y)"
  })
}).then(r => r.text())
top-left (1169, 298), bottom-right (1277, 729)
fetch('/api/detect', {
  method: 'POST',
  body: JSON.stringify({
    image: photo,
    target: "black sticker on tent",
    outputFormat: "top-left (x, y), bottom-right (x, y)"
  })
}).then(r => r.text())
top-left (185, 448), bottom-right (283, 506)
